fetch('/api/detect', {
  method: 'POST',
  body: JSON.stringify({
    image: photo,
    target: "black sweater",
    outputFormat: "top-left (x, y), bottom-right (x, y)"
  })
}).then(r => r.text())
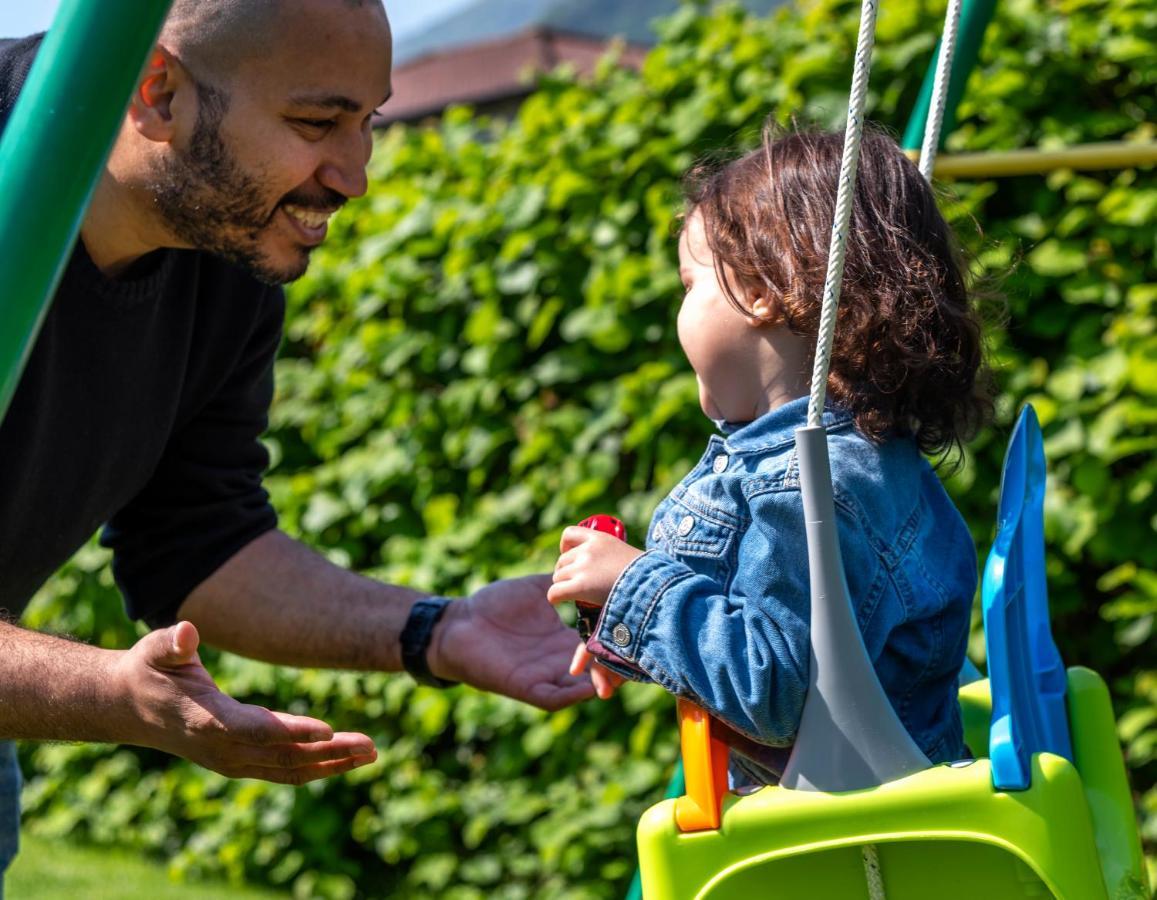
top-left (0, 35), bottom-right (282, 626)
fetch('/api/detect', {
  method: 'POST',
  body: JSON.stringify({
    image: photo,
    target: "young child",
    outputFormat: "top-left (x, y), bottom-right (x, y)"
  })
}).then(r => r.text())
top-left (548, 127), bottom-right (991, 782)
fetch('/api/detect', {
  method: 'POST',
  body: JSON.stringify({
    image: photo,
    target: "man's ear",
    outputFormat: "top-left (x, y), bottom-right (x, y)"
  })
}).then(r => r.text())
top-left (127, 46), bottom-right (182, 142)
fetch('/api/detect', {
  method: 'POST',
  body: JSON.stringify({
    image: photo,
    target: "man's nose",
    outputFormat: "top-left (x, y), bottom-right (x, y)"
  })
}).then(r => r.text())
top-left (317, 130), bottom-right (370, 200)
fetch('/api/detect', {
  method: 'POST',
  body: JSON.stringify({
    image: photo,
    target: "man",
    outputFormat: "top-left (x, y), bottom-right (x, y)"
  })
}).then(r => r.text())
top-left (0, 0), bottom-right (592, 884)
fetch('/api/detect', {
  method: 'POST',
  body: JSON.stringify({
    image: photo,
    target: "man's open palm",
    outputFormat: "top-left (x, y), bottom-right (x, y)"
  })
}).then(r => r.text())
top-left (432, 575), bottom-right (595, 711)
top-left (116, 622), bottom-right (377, 784)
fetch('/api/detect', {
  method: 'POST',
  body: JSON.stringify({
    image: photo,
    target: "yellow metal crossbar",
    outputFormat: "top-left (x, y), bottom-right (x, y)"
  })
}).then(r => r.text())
top-left (908, 141), bottom-right (1157, 178)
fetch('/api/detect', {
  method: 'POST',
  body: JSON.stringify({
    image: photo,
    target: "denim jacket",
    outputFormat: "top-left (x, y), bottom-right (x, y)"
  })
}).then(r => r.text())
top-left (589, 396), bottom-right (974, 778)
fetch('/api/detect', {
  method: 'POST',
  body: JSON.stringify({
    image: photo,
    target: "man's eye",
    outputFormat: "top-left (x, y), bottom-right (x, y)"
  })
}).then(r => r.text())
top-left (293, 117), bottom-right (336, 132)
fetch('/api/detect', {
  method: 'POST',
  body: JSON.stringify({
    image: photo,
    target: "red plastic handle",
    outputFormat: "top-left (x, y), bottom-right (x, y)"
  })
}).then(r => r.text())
top-left (577, 514), bottom-right (627, 542)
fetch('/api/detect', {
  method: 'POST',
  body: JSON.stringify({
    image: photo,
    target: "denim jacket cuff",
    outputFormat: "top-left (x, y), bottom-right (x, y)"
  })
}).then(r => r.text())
top-left (591, 549), bottom-right (690, 671)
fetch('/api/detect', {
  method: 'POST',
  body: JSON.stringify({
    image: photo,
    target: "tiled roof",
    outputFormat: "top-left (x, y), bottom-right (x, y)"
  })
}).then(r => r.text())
top-left (374, 27), bottom-right (648, 125)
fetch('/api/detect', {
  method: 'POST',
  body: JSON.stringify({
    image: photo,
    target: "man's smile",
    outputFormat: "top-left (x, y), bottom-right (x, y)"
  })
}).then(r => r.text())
top-left (280, 204), bottom-right (337, 243)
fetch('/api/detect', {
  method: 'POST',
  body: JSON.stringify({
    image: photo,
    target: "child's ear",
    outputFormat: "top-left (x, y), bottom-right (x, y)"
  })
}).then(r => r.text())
top-left (745, 293), bottom-right (779, 327)
top-left (127, 47), bottom-right (181, 143)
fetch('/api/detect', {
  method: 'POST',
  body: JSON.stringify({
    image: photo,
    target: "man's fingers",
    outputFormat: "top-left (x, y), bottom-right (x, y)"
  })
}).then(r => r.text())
top-left (225, 754), bottom-right (377, 786)
top-left (517, 573), bottom-right (553, 595)
top-left (526, 676), bottom-right (596, 711)
top-left (237, 732), bottom-right (377, 769)
top-left (218, 700), bottom-right (335, 745)
top-left (138, 621), bottom-right (202, 668)
top-left (266, 710), bottom-right (337, 743)
top-left (170, 621), bottom-right (200, 660)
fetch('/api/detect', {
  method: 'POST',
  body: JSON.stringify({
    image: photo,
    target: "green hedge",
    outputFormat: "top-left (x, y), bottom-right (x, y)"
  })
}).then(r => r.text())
top-left (19, 0), bottom-right (1156, 896)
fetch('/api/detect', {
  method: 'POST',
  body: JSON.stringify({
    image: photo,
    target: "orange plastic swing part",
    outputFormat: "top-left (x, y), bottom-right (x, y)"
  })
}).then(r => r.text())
top-left (673, 698), bottom-right (731, 832)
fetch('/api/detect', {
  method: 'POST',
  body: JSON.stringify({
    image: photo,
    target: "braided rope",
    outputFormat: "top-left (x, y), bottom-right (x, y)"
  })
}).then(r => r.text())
top-left (807, 0), bottom-right (880, 427)
top-left (918, 0), bottom-right (964, 181)
top-left (862, 844), bottom-right (887, 900)
top-left (802, 6), bottom-right (963, 900)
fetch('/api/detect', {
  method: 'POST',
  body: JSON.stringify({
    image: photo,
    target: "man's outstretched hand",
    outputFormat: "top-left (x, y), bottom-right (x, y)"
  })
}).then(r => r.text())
top-left (429, 575), bottom-right (596, 711)
top-left (113, 621), bottom-right (377, 785)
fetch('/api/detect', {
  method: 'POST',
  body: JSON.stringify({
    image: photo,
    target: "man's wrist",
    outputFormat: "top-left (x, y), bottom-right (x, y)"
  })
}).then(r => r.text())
top-left (0, 622), bottom-right (135, 745)
top-left (103, 646), bottom-right (153, 747)
top-left (400, 597), bottom-right (460, 687)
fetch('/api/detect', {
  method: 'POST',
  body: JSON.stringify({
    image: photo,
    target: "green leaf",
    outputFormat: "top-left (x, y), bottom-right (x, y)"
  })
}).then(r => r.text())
top-left (1027, 239), bottom-right (1088, 277)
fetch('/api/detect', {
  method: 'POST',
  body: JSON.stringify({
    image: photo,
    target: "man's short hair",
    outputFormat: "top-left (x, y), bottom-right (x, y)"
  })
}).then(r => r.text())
top-left (161, 0), bottom-right (386, 76)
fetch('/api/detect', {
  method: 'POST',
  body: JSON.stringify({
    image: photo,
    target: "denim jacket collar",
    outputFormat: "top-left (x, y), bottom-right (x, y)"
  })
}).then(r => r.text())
top-left (718, 396), bottom-right (855, 456)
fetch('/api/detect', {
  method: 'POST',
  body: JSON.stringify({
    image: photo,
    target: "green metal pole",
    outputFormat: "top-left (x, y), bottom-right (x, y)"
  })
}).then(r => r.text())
top-left (901, 0), bottom-right (997, 152)
top-left (0, 0), bottom-right (174, 426)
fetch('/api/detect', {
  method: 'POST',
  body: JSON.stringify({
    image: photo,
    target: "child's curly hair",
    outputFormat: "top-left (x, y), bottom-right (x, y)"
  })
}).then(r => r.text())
top-left (684, 126), bottom-right (993, 460)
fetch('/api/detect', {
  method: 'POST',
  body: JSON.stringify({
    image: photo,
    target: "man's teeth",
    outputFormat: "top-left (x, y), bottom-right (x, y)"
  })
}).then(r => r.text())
top-left (283, 205), bottom-right (334, 229)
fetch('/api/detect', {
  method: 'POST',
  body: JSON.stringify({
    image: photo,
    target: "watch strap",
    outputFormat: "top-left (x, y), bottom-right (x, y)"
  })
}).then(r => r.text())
top-left (400, 597), bottom-right (458, 688)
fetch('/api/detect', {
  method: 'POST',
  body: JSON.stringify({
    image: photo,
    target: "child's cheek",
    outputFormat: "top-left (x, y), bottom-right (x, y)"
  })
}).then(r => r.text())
top-left (676, 302), bottom-right (707, 374)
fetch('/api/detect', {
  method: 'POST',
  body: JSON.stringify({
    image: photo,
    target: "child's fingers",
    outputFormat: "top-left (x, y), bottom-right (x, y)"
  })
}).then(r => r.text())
top-left (552, 552), bottom-right (577, 578)
top-left (569, 642), bottom-right (592, 676)
top-left (559, 526), bottom-right (594, 553)
top-left (592, 667), bottom-right (612, 699)
top-left (547, 577), bottom-right (577, 605)
top-left (591, 663), bottom-right (626, 700)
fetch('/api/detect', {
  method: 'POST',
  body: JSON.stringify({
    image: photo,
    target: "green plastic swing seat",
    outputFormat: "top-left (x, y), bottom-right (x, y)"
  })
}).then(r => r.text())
top-left (637, 408), bottom-right (1149, 900)
top-left (637, 668), bottom-right (1149, 899)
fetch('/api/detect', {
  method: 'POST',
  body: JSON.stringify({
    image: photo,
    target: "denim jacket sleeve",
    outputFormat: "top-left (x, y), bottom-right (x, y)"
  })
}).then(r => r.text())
top-left (588, 403), bottom-right (974, 763)
top-left (591, 484), bottom-right (882, 747)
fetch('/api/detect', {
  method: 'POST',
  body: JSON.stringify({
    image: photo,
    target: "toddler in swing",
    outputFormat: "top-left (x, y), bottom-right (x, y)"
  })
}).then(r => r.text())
top-left (549, 127), bottom-right (991, 783)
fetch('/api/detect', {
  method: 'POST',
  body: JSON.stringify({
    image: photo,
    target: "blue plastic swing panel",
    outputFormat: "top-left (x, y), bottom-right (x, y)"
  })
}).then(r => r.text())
top-left (981, 404), bottom-right (1073, 791)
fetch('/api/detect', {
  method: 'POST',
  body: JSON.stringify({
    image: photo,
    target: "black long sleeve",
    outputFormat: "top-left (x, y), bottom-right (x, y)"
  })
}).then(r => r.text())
top-left (100, 277), bottom-right (284, 628)
top-left (0, 238), bottom-right (284, 625)
top-left (0, 33), bottom-right (283, 625)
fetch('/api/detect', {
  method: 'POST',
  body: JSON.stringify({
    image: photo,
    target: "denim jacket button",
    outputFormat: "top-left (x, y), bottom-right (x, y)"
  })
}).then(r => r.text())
top-left (611, 623), bottom-right (632, 647)
top-left (677, 515), bottom-right (695, 536)
top-left (712, 453), bottom-right (729, 473)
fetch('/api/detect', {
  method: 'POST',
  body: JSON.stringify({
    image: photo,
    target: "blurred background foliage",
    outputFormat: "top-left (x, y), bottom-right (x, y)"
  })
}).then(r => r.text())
top-left (17, 0), bottom-right (1156, 896)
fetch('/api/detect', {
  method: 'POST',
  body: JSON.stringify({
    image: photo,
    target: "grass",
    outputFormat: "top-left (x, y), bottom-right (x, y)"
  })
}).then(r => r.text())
top-left (5, 833), bottom-right (288, 899)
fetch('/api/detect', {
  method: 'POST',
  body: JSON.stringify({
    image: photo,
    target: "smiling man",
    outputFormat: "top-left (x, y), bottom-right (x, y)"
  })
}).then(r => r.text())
top-left (0, 0), bottom-right (591, 887)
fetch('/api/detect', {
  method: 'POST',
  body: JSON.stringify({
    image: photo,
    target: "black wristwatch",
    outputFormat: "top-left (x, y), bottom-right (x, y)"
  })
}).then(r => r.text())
top-left (400, 597), bottom-right (459, 688)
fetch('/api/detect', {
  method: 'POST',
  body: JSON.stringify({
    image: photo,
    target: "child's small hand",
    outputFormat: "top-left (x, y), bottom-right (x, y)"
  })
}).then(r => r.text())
top-left (548, 527), bottom-right (643, 608)
top-left (570, 642), bottom-right (628, 700)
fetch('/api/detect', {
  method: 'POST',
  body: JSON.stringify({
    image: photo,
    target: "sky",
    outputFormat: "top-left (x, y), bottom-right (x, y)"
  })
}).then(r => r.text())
top-left (0, 1), bottom-right (476, 42)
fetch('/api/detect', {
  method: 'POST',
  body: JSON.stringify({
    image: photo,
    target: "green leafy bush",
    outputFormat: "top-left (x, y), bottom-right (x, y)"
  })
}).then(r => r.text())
top-left (19, 0), bottom-right (1156, 896)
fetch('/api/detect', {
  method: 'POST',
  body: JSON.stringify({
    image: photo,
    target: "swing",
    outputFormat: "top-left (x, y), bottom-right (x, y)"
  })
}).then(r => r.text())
top-left (634, 1), bottom-right (1150, 897)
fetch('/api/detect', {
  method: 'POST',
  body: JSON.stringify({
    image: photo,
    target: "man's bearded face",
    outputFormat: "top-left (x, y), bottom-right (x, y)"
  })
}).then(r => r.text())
top-left (148, 80), bottom-right (346, 286)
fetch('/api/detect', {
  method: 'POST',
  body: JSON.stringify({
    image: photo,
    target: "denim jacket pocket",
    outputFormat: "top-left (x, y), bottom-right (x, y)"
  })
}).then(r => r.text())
top-left (650, 493), bottom-right (738, 585)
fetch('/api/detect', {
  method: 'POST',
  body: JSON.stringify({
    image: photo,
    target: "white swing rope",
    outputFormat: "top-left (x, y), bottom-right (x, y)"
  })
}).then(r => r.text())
top-left (863, 843), bottom-right (887, 899)
top-left (806, 0), bottom-right (878, 425)
top-left (802, 1), bottom-right (888, 896)
top-left (918, 0), bottom-right (964, 181)
top-left (862, 8), bottom-right (963, 894)
top-left (803, 0), bottom-right (965, 893)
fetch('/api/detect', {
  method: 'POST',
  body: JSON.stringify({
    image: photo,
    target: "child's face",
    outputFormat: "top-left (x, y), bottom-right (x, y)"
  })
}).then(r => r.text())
top-left (677, 211), bottom-right (766, 422)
